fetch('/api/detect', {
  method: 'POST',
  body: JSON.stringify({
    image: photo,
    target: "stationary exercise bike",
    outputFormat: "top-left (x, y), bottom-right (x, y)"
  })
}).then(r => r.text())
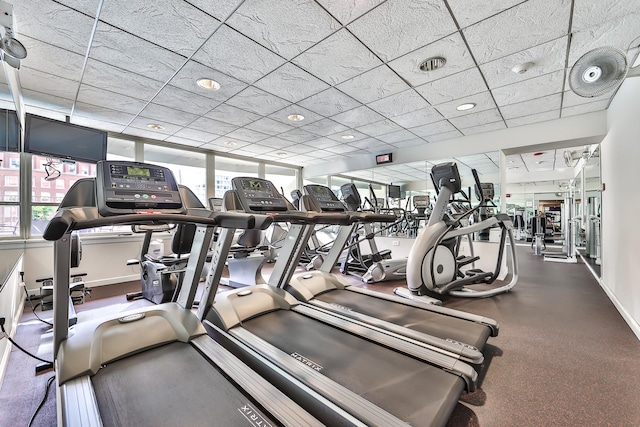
top-left (395, 162), bottom-right (518, 299)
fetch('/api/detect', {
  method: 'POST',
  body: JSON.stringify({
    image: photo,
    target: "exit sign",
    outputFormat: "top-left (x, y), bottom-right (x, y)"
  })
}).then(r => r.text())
top-left (376, 153), bottom-right (393, 165)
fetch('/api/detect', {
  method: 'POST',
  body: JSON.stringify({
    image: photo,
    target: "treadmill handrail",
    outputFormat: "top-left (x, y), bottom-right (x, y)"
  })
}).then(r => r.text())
top-left (349, 212), bottom-right (397, 223)
top-left (265, 211), bottom-right (352, 226)
top-left (43, 207), bottom-right (263, 241)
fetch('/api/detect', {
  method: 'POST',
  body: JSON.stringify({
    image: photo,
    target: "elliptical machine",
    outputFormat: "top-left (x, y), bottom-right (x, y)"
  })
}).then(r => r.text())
top-left (395, 162), bottom-right (518, 300)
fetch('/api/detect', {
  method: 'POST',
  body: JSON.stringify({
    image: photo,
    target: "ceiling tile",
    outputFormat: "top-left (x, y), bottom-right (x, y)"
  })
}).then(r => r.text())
top-left (336, 65), bottom-right (410, 104)
top-left (205, 104), bottom-right (261, 126)
top-left (326, 130), bottom-right (369, 143)
top-left (268, 105), bottom-right (324, 127)
top-left (447, 0), bottom-right (526, 29)
top-left (387, 32), bottom-right (477, 87)
top-left (375, 129), bottom-right (417, 144)
top-left (561, 100), bottom-right (609, 118)
top-left (462, 0), bottom-right (572, 64)
top-left (304, 137), bottom-right (342, 150)
top-left (225, 86), bottom-right (290, 116)
top-left (256, 137), bottom-right (296, 150)
top-left (138, 103), bottom-right (199, 127)
top-left (238, 144), bottom-right (277, 155)
top-left (186, 0), bottom-right (244, 21)
top-left (409, 120), bottom-right (458, 138)
top-left (460, 121), bottom-right (507, 136)
top-left (506, 110), bottom-right (560, 128)
top-left (325, 144), bottom-right (366, 155)
top-left (356, 120), bottom-right (403, 137)
top-left (19, 68), bottom-right (77, 101)
top-left (292, 29), bottom-right (382, 85)
top-left (331, 105), bottom-right (385, 127)
top-left (127, 117), bottom-right (182, 135)
top-left (22, 89), bottom-right (73, 112)
top-left (70, 116), bottom-right (125, 133)
top-left (90, 22), bottom-right (185, 82)
top-left (189, 116), bottom-right (239, 135)
top-left (571, 0), bottom-right (640, 32)
top-left (254, 63), bottom-right (330, 103)
top-left (73, 102), bottom-right (137, 125)
top-left (500, 94), bottom-right (562, 120)
top-left (164, 136), bottom-right (209, 148)
top-left (152, 85), bottom-right (221, 115)
top-left (99, 0), bottom-right (220, 56)
top-left (435, 91), bottom-right (497, 119)
top-left (390, 106), bottom-right (443, 128)
top-left (225, 127), bottom-right (271, 143)
top-left (301, 118), bottom-right (349, 137)
top-left (367, 89), bottom-right (429, 118)
top-left (21, 36), bottom-right (85, 81)
top-left (415, 68), bottom-right (487, 106)
top-left (122, 127), bottom-right (170, 141)
top-left (227, 0), bottom-right (339, 59)
top-left (245, 117), bottom-right (294, 135)
top-left (193, 24), bottom-right (286, 84)
top-left (562, 90), bottom-right (611, 109)
top-left (492, 70), bottom-right (565, 106)
top-left (568, 12), bottom-right (640, 64)
top-left (316, 0), bottom-right (385, 25)
top-left (172, 127), bottom-right (220, 143)
top-left (169, 60), bottom-right (248, 101)
top-left (480, 37), bottom-right (568, 89)
top-left (348, 0), bottom-right (457, 62)
top-left (76, 85), bottom-right (147, 115)
top-left (81, 59), bottom-right (164, 100)
top-left (202, 138), bottom-right (250, 152)
top-left (278, 128), bottom-right (319, 143)
top-left (297, 88), bottom-right (361, 116)
top-left (448, 108), bottom-right (503, 129)
top-left (55, 0), bottom-right (99, 16)
top-left (14, 1), bottom-right (95, 55)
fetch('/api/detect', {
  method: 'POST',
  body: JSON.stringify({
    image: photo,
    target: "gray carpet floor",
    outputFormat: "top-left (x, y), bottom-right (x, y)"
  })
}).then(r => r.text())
top-left (1, 246), bottom-right (639, 426)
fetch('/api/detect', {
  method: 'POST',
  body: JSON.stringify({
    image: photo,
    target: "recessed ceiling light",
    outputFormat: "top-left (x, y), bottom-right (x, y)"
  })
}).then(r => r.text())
top-left (287, 114), bottom-right (304, 122)
top-left (456, 103), bottom-right (476, 111)
top-left (536, 161), bottom-right (544, 165)
top-left (419, 56), bottom-right (446, 72)
top-left (276, 152), bottom-right (287, 157)
top-left (511, 62), bottom-right (534, 74)
top-left (341, 134), bottom-right (355, 140)
top-left (224, 141), bottom-right (235, 147)
top-left (147, 124), bottom-right (165, 130)
top-left (196, 78), bottom-right (221, 90)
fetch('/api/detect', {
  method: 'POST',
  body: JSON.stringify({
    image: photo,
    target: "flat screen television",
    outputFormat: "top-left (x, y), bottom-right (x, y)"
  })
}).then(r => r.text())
top-left (388, 184), bottom-right (401, 199)
top-left (24, 114), bottom-right (107, 163)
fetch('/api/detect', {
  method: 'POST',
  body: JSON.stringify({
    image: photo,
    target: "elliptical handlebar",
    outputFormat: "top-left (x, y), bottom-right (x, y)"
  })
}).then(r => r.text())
top-left (471, 168), bottom-right (484, 202)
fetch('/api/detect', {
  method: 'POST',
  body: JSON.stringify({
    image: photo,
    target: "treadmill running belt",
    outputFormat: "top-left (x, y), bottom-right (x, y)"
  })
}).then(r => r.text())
top-left (242, 310), bottom-right (465, 427)
top-left (92, 342), bottom-right (276, 427)
top-left (316, 290), bottom-right (491, 350)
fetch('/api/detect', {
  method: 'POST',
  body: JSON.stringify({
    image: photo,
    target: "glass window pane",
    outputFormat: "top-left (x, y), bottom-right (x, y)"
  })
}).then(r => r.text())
top-left (0, 205), bottom-right (19, 236)
top-left (107, 137), bottom-right (136, 161)
top-left (215, 157), bottom-right (258, 198)
top-left (31, 205), bottom-right (57, 235)
top-left (0, 152), bottom-right (20, 202)
top-left (265, 165), bottom-right (298, 199)
top-left (32, 155), bottom-right (97, 203)
top-left (144, 144), bottom-right (207, 204)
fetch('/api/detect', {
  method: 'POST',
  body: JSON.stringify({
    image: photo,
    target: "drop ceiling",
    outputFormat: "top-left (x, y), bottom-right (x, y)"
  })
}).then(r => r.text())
top-left (2, 0), bottom-right (639, 182)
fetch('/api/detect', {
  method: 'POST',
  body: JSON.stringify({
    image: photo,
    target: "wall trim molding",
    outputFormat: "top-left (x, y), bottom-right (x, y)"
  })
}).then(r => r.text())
top-left (599, 278), bottom-right (640, 342)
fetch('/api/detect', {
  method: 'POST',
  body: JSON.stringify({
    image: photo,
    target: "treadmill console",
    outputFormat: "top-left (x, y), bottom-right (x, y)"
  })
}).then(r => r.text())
top-left (96, 161), bottom-right (185, 216)
top-left (339, 183), bottom-right (362, 211)
top-left (232, 177), bottom-right (288, 212)
top-left (431, 162), bottom-right (462, 193)
top-left (413, 195), bottom-right (430, 207)
top-left (304, 185), bottom-right (346, 212)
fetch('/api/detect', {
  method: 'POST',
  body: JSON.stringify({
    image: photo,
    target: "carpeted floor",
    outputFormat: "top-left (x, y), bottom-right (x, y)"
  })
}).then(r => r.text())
top-left (1, 246), bottom-right (639, 426)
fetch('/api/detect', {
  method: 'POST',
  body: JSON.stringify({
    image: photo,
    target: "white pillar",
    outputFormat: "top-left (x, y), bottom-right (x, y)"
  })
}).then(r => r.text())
top-left (499, 150), bottom-right (507, 213)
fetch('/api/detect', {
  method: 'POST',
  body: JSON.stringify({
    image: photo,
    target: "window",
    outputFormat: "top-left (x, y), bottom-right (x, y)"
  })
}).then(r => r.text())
top-left (265, 165), bottom-right (298, 201)
top-left (40, 177), bottom-right (50, 188)
top-left (3, 191), bottom-right (18, 202)
top-left (9, 157), bottom-right (19, 168)
top-left (215, 157), bottom-right (258, 198)
top-left (40, 192), bottom-right (51, 202)
top-left (107, 137), bottom-right (135, 161)
top-left (4, 175), bottom-right (18, 186)
top-left (56, 178), bottom-right (65, 189)
top-left (144, 144), bottom-right (207, 204)
top-left (0, 205), bottom-right (18, 236)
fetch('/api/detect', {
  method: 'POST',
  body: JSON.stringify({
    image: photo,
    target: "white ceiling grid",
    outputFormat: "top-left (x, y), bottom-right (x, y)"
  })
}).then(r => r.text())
top-left (3, 0), bottom-right (638, 180)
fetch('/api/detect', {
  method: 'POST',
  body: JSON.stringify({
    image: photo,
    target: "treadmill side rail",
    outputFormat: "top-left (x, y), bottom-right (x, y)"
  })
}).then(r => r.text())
top-left (58, 374), bottom-right (103, 427)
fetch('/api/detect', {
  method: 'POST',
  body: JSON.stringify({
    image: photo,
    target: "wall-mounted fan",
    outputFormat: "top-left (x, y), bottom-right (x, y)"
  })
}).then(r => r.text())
top-left (563, 150), bottom-right (582, 167)
top-left (569, 46), bottom-right (640, 98)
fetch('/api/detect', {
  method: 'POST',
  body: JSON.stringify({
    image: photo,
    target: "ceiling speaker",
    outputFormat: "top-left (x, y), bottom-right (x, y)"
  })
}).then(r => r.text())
top-left (569, 47), bottom-right (628, 98)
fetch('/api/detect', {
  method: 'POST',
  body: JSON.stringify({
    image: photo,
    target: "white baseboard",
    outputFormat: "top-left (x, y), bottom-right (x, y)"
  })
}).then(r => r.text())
top-left (0, 293), bottom-right (25, 392)
top-left (599, 278), bottom-right (640, 342)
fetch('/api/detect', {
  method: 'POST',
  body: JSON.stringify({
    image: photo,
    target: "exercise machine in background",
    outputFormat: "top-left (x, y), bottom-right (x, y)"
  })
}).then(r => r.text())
top-left (396, 162), bottom-right (518, 300)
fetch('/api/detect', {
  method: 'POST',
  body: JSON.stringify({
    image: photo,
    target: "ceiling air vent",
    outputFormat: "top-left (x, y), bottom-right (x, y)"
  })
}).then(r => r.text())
top-left (419, 57), bottom-right (446, 72)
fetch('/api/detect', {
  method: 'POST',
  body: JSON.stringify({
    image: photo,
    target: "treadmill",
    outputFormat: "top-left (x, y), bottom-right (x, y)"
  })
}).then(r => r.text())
top-left (45, 160), bottom-right (358, 427)
top-left (284, 183), bottom-right (499, 361)
top-left (198, 177), bottom-right (477, 427)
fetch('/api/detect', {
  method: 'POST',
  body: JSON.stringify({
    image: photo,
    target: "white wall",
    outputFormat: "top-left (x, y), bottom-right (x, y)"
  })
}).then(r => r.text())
top-left (600, 77), bottom-right (640, 339)
top-left (0, 250), bottom-right (24, 391)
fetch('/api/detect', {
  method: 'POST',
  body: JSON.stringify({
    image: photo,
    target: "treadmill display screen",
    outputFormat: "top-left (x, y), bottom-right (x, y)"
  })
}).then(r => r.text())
top-left (305, 185), bottom-right (345, 212)
top-left (241, 179), bottom-right (273, 195)
top-left (233, 177), bottom-right (288, 212)
top-left (126, 166), bottom-right (151, 177)
top-left (306, 185), bottom-right (335, 202)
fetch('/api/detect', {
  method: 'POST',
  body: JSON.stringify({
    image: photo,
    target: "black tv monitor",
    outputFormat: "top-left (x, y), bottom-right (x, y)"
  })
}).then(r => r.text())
top-left (388, 184), bottom-right (401, 199)
top-left (24, 114), bottom-right (107, 163)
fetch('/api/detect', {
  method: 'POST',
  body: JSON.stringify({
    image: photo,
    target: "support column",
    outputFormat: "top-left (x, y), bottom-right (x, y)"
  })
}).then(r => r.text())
top-left (206, 152), bottom-right (216, 200)
top-left (499, 150), bottom-right (507, 213)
